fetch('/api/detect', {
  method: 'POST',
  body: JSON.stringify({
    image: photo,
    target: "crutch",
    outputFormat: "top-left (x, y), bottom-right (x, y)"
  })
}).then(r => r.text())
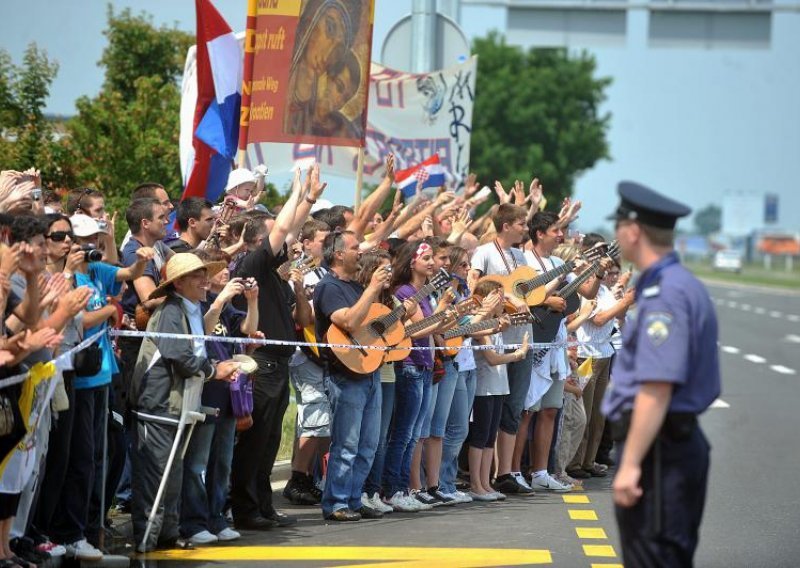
top-left (140, 376), bottom-right (211, 552)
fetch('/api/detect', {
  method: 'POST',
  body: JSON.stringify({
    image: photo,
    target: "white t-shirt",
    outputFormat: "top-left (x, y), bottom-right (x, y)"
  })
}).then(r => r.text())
top-left (474, 333), bottom-right (510, 396)
top-left (577, 284), bottom-right (617, 359)
top-left (471, 242), bottom-right (533, 345)
top-left (290, 266), bottom-right (328, 367)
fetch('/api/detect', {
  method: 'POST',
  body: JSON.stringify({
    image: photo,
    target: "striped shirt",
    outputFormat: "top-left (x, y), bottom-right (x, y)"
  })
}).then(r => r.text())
top-left (577, 284), bottom-right (617, 359)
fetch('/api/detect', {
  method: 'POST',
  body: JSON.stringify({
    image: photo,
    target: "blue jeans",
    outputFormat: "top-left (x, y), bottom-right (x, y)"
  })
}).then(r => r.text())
top-left (363, 381), bottom-right (395, 496)
top-left (439, 369), bottom-right (477, 494)
top-left (428, 359), bottom-right (458, 438)
top-left (321, 371), bottom-right (381, 516)
top-left (180, 416), bottom-right (237, 537)
top-left (382, 364), bottom-right (432, 496)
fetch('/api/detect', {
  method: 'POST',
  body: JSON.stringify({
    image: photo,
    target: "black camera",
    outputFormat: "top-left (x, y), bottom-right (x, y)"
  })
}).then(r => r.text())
top-left (81, 244), bottom-right (103, 262)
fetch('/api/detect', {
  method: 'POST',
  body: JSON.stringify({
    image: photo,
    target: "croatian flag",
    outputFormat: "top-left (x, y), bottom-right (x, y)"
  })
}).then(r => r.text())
top-left (182, 0), bottom-right (242, 203)
top-left (394, 155), bottom-right (447, 200)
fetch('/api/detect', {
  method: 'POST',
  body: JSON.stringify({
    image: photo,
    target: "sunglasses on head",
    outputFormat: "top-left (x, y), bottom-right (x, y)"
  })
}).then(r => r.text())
top-left (47, 231), bottom-right (74, 242)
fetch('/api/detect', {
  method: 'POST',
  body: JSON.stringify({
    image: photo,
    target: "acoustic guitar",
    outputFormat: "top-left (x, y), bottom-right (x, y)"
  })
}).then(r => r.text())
top-left (385, 296), bottom-right (482, 362)
top-left (277, 255), bottom-right (319, 282)
top-left (480, 243), bottom-right (611, 307)
top-left (441, 310), bottom-right (535, 357)
top-left (326, 269), bottom-right (451, 374)
top-left (530, 241), bottom-right (621, 343)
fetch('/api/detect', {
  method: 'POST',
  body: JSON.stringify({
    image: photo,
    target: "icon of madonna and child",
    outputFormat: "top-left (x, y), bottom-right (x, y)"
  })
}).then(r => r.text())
top-left (283, 0), bottom-right (371, 143)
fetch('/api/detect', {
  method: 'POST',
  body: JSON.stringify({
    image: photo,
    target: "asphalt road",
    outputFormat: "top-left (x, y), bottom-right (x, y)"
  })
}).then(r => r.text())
top-left (129, 279), bottom-right (800, 568)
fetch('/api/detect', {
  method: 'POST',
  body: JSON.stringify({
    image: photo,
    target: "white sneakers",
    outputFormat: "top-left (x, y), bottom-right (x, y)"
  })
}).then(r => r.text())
top-left (216, 528), bottom-right (241, 542)
top-left (384, 491), bottom-right (432, 512)
top-left (189, 530), bottom-right (219, 545)
top-left (512, 472), bottom-right (535, 493)
top-left (468, 491), bottom-right (497, 502)
top-left (65, 539), bottom-right (103, 561)
top-left (531, 472), bottom-right (572, 492)
top-left (362, 492), bottom-right (394, 514)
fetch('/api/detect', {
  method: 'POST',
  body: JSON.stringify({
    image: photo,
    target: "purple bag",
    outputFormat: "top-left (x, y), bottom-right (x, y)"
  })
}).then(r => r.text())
top-left (230, 371), bottom-right (254, 417)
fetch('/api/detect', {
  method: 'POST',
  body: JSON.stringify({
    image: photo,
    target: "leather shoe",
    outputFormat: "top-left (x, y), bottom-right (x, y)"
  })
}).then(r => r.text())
top-left (263, 510), bottom-right (297, 527)
top-left (324, 508), bottom-right (361, 522)
top-left (356, 505), bottom-right (384, 519)
top-left (234, 515), bottom-right (277, 531)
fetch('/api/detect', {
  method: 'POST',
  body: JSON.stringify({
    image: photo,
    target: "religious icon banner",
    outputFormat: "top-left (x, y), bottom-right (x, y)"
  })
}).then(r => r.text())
top-left (245, 0), bottom-right (374, 148)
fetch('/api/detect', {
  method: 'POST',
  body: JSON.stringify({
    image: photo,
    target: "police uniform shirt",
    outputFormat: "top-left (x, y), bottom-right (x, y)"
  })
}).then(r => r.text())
top-left (601, 252), bottom-right (721, 421)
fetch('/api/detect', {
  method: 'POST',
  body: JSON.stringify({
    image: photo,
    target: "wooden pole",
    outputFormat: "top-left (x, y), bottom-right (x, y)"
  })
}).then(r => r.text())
top-left (354, 147), bottom-right (365, 214)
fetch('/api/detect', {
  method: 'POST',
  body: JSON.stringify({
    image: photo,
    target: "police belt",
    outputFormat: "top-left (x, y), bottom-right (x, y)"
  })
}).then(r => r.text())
top-left (611, 411), bottom-right (697, 443)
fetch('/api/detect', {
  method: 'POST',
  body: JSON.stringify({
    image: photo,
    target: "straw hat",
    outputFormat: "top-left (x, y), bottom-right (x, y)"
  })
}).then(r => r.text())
top-left (149, 253), bottom-right (227, 300)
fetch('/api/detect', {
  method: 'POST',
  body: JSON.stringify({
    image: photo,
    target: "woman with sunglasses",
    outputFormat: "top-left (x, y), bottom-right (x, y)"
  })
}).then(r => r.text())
top-left (43, 214), bottom-right (159, 560)
top-left (381, 241), bottom-right (450, 512)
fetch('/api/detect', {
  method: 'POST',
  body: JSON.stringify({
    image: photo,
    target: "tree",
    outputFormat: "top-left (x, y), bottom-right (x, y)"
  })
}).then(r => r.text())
top-left (470, 32), bottom-right (611, 205)
top-left (694, 204), bottom-right (721, 236)
top-left (0, 44), bottom-right (60, 175)
top-left (62, 7), bottom-right (194, 202)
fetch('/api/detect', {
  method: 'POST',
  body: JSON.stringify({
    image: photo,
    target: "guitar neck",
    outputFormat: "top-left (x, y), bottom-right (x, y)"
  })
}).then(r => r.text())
top-left (522, 261), bottom-right (574, 292)
top-left (442, 317), bottom-right (500, 339)
top-left (558, 259), bottom-right (601, 299)
top-left (380, 281), bottom-right (439, 328)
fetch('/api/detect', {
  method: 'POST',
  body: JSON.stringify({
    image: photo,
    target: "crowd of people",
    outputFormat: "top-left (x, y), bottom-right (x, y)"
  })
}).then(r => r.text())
top-left (0, 158), bottom-right (636, 563)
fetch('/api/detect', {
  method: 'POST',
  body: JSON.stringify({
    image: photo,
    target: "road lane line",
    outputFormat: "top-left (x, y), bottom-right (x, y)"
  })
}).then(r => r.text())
top-left (583, 544), bottom-right (617, 558)
top-left (720, 346), bottom-right (740, 354)
top-left (726, 301), bottom-right (738, 308)
top-left (569, 510), bottom-right (598, 521)
top-left (142, 546), bottom-right (553, 565)
top-left (740, 303), bottom-right (751, 311)
top-left (770, 310), bottom-right (783, 318)
top-left (710, 398), bottom-right (730, 409)
top-left (788, 314), bottom-right (800, 322)
top-left (576, 527), bottom-right (607, 539)
top-left (743, 354), bottom-right (767, 364)
top-left (770, 365), bottom-right (797, 375)
top-left (563, 494), bottom-right (591, 504)
top-left (785, 334), bottom-right (800, 344)
top-left (754, 307), bottom-right (766, 314)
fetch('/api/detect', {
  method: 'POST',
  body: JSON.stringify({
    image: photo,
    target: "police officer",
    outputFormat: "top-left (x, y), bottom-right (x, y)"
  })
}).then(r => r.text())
top-left (602, 181), bottom-right (721, 567)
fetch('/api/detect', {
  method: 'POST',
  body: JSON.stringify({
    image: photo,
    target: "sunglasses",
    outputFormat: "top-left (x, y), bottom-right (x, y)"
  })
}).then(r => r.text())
top-left (47, 231), bottom-right (74, 242)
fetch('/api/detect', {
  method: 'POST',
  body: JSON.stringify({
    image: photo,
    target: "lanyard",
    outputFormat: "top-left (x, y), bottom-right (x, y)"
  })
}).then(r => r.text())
top-left (530, 248), bottom-right (550, 272)
top-left (493, 240), bottom-right (518, 274)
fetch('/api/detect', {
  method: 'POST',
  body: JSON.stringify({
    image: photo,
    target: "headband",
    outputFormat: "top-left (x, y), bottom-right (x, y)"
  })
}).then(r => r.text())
top-left (412, 242), bottom-right (432, 265)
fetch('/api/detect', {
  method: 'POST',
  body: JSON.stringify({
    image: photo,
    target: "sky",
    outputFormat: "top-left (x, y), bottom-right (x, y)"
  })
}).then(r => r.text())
top-left (1, 0), bottom-right (798, 234)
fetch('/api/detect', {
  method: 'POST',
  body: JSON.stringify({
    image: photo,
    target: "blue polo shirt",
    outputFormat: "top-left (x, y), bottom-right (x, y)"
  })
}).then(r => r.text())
top-left (602, 252), bottom-right (721, 421)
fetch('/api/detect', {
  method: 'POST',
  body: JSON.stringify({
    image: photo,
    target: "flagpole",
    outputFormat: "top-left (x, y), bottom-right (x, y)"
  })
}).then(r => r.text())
top-left (354, 147), bottom-right (365, 214)
top-left (237, 0), bottom-right (258, 168)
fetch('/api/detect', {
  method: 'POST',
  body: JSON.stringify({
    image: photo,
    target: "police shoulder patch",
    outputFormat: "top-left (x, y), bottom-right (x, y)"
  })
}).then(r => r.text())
top-left (645, 312), bottom-right (672, 346)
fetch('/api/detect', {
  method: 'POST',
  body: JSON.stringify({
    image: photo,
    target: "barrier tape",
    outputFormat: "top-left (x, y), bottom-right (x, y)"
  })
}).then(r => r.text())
top-left (0, 329), bottom-right (105, 390)
top-left (109, 329), bottom-right (600, 352)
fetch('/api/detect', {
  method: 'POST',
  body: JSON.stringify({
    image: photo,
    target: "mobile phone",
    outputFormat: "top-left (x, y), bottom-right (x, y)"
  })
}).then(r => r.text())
top-left (32, 188), bottom-right (42, 201)
top-left (474, 186), bottom-right (492, 201)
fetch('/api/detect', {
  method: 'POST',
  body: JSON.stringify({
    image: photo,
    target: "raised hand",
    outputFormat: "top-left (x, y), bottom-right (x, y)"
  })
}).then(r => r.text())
top-left (310, 162), bottom-right (327, 199)
top-left (0, 243), bottom-right (21, 276)
top-left (528, 178), bottom-right (543, 210)
top-left (512, 180), bottom-right (525, 204)
top-left (464, 173), bottom-right (479, 198)
top-left (368, 263), bottom-right (391, 292)
top-left (58, 286), bottom-right (94, 317)
top-left (494, 180), bottom-right (511, 204)
top-left (385, 154), bottom-right (395, 182)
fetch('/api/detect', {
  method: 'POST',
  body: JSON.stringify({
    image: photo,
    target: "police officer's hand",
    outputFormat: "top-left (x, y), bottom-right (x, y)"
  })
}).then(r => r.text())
top-left (543, 295), bottom-right (566, 312)
top-left (613, 463), bottom-right (643, 508)
top-left (621, 287), bottom-right (636, 307)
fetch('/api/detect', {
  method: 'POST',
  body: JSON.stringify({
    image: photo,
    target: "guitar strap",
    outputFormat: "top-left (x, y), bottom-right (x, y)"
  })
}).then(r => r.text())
top-left (493, 239), bottom-right (518, 275)
top-left (530, 248), bottom-right (550, 272)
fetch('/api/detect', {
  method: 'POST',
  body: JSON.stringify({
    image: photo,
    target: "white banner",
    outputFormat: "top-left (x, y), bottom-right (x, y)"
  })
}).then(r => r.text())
top-left (245, 56), bottom-right (477, 189)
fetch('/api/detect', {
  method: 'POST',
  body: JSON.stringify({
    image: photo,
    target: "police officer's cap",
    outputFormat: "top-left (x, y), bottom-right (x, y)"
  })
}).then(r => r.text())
top-left (607, 181), bottom-right (691, 230)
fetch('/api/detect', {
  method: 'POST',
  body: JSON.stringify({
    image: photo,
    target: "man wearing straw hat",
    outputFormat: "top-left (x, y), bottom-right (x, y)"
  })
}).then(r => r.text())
top-left (129, 253), bottom-right (242, 551)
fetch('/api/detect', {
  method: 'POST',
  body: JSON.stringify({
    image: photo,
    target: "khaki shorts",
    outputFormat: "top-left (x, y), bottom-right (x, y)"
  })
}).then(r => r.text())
top-left (529, 372), bottom-right (565, 412)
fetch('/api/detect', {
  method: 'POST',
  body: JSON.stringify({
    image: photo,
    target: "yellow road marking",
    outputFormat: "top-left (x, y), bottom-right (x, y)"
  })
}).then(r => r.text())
top-left (569, 509), bottom-right (598, 520)
top-left (575, 527), bottom-right (607, 539)
top-left (591, 564), bottom-right (624, 568)
top-left (563, 494), bottom-right (591, 504)
top-left (142, 546), bottom-right (553, 566)
top-left (583, 544), bottom-right (617, 558)
top-left (571, 484), bottom-right (585, 491)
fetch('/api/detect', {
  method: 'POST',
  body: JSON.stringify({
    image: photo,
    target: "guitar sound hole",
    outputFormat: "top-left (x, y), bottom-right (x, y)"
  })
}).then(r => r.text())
top-left (515, 283), bottom-right (528, 295)
top-left (370, 321), bottom-right (386, 336)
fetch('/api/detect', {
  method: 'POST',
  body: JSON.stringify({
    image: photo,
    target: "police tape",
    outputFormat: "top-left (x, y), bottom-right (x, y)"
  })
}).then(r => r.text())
top-left (0, 329), bottom-right (106, 390)
top-left (109, 329), bottom-right (602, 352)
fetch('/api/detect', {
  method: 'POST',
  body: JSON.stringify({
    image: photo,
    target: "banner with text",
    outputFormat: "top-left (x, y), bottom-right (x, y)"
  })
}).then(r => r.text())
top-left (244, 56), bottom-right (477, 190)
top-left (244, 0), bottom-right (375, 148)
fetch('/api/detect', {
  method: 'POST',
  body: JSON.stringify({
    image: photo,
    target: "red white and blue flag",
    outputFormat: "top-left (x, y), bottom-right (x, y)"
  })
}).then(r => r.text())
top-left (394, 155), bottom-right (447, 199)
top-left (182, 0), bottom-right (242, 202)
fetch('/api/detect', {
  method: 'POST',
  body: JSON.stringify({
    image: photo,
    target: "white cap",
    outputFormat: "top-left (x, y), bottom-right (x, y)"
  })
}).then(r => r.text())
top-left (70, 214), bottom-right (103, 237)
top-left (225, 168), bottom-right (257, 193)
top-left (309, 199), bottom-right (334, 215)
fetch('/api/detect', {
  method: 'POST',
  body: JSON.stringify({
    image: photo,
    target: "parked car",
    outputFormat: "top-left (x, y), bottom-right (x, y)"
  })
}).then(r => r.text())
top-left (712, 250), bottom-right (743, 273)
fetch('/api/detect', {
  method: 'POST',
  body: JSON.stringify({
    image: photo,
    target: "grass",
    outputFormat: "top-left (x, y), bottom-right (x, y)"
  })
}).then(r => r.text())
top-left (685, 260), bottom-right (800, 291)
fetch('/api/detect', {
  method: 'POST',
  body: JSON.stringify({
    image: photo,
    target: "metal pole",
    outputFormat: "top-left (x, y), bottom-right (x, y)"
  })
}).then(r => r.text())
top-left (354, 148), bottom-right (365, 214)
top-left (437, 0), bottom-right (461, 24)
top-left (411, 0), bottom-right (437, 73)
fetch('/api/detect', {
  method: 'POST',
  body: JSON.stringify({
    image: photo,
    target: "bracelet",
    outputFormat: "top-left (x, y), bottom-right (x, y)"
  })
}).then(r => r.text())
top-left (63, 271), bottom-right (73, 280)
top-left (305, 196), bottom-right (317, 205)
